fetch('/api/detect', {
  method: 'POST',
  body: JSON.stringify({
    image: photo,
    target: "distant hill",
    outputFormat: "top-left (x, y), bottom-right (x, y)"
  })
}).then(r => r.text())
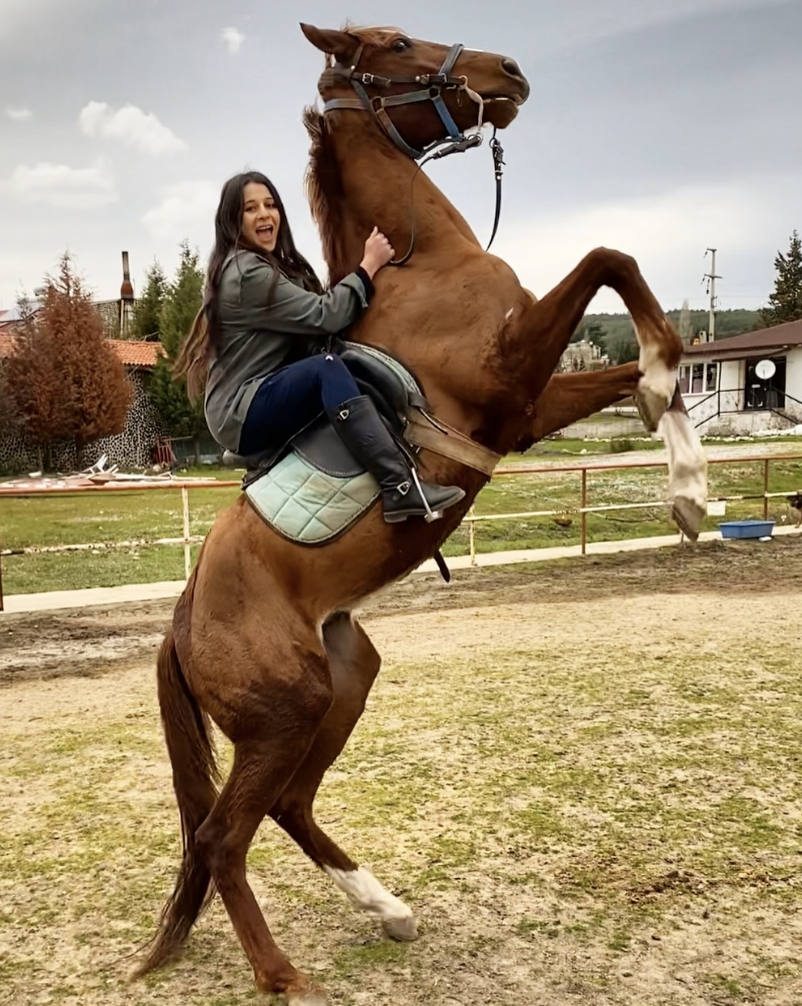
top-left (578, 308), bottom-right (763, 363)
top-left (585, 308), bottom-right (762, 345)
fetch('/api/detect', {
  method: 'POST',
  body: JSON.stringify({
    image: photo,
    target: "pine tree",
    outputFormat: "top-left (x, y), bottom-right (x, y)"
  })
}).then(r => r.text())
top-left (147, 242), bottom-right (207, 439)
top-left (4, 259), bottom-right (132, 464)
top-left (44, 255), bottom-right (132, 448)
top-left (3, 298), bottom-right (65, 468)
top-left (678, 299), bottom-right (694, 345)
top-left (131, 261), bottom-right (168, 341)
top-left (761, 230), bottom-right (802, 327)
top-left (609, 332), bottom-right (639, 365)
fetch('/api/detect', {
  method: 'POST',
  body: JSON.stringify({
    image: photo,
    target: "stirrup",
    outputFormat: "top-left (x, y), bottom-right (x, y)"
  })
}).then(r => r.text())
top-left (383, 471), bottom-right (445, 524)
top-left (410, 468), bottom-right (442, 523)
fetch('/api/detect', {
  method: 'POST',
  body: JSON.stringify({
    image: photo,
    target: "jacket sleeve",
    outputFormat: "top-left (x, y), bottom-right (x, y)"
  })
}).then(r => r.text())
top-left (236, 255), bottom-right (369, 336)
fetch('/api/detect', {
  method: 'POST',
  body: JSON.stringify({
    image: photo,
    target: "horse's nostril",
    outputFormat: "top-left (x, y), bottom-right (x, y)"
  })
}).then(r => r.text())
top-left (501, 57), bottom-right (523, 79)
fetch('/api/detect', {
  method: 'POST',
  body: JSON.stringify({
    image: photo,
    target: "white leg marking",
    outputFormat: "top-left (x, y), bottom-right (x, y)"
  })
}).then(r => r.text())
top-left (324, 866), bottom-right (413, 922)
top-left (660, 410), bottom-right (708, 536)
top-left (637, 349), bottom-right (676, 406)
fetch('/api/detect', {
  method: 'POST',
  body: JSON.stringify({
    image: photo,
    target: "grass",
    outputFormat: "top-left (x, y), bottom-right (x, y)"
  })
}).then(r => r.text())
top-left (2, 570), bottom-right (801, 1003)
top-left (2, 450), bottom-right (801, 594)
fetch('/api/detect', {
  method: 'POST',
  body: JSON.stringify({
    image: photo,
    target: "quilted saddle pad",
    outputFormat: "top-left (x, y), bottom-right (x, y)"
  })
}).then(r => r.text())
top-left (245, 450), bottom-right (380, 545)
top-left (243, 343), bottom-right (426, 545)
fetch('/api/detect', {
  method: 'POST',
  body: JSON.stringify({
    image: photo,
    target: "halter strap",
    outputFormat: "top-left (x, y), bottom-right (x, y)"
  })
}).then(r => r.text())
top-left (322, 43), bottom-right (470, 160)
top-left (319, 41), bottom-right (507, 256)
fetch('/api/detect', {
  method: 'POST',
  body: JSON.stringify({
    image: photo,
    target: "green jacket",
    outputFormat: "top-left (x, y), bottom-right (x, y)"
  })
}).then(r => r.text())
top-left (204, 249), bottom-right (369, 451)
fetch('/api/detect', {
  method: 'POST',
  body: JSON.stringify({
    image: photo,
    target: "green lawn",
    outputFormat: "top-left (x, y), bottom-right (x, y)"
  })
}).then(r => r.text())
top-left (1, 454), bottom-right (800, 595)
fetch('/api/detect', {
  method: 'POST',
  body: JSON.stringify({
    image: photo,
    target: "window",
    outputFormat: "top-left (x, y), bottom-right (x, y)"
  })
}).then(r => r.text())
top-left (679, 366), bottom-right (690, 394)
top-left (691, 364), bottom-right (704, 394)
top-left (705, 362), bottom-right (718, 392)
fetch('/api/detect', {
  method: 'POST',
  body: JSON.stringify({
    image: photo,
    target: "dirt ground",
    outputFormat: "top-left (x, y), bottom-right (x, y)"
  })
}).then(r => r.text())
top-left (1, 537), bottom-right (801, 1005)
top-left (2, 537), bottom-right (798, 686)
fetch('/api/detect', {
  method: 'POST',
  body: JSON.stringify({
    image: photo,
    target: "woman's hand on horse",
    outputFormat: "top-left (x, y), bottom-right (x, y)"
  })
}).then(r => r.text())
top-left (360, 227), bottom-right (395, 279)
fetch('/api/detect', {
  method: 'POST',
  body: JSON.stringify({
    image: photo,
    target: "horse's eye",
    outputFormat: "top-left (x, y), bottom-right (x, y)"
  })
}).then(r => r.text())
top-left (393, 38), bottom-right (411, 53)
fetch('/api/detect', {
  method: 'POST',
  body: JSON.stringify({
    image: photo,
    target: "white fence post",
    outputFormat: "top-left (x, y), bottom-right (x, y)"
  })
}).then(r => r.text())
top-left (182, 486), bottom-right (191, 579)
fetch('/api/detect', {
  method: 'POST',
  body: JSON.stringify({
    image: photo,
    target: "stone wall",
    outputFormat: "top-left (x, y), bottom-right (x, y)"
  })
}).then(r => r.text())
top-left (0, 369), bottom-right (167, 475)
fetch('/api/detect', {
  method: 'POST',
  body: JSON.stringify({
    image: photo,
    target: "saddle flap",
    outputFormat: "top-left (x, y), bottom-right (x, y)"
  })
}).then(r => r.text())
top-left (291, 415), bottom-right (364, 478)
top-left (340, 344), bottom-right (428, 424)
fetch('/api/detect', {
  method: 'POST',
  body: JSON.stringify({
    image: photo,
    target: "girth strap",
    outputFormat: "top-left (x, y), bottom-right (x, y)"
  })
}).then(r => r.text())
top-left (405, 411), bottom-right (501, 477)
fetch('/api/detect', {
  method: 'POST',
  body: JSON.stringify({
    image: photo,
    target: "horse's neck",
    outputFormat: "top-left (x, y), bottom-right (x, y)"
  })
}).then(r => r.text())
top-left (322, 115), bottom-right (479, 279)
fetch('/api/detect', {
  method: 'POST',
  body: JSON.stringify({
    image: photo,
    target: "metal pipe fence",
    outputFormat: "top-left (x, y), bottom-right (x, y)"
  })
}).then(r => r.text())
top-left (1, 454), bottom-right (800, 610)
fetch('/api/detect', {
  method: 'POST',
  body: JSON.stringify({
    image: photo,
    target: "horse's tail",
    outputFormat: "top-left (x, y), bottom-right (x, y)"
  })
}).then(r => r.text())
top-left (133, 604), bottom-right (219, 977)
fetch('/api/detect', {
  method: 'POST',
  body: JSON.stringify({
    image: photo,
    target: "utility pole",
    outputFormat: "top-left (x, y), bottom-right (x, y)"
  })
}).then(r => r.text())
top-left (703, 248), bottom-right (721, 341)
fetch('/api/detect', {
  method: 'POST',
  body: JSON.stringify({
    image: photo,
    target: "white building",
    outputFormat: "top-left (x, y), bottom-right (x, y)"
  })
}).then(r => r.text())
top-left (558, 338), bottom-right (609, 372)
top-left (680, 319), bottom-right (802, 435)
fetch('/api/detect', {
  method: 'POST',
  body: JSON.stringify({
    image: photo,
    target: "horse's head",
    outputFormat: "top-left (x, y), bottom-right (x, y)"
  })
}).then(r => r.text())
top-left (301, 24), bottom-right (529, 155)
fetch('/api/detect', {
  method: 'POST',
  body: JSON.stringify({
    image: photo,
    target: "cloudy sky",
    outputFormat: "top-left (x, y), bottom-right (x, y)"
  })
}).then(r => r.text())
top-left (1, 0), bottom-right (800, 314)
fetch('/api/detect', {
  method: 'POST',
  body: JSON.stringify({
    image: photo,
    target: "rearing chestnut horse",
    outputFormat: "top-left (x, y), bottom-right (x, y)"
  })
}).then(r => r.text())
top-left (137, 24), bottom-right (707, 1004)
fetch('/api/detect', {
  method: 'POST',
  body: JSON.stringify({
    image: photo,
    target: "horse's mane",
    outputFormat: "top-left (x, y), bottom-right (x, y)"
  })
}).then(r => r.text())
top-left (303, 107), bottom-right (349, 287)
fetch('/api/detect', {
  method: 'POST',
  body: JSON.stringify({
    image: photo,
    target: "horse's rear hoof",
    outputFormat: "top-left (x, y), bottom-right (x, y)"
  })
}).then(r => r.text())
top-left (383, 914), bottom-right (419, 942)
top-left (671, 497), bottom-right (704, 541)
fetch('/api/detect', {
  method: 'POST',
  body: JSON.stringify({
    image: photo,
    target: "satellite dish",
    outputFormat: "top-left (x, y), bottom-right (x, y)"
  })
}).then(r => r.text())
top-left (755, 359), bottom-right (776, 381)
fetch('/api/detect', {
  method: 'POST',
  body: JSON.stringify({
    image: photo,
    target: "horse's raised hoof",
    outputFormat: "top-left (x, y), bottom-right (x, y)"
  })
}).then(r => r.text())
top-left (671, 497), bottom-right (705, 541)
top-left (635, 387), bottom-right (669, 433)
top-left (383, 914), bottom-right (419, 942)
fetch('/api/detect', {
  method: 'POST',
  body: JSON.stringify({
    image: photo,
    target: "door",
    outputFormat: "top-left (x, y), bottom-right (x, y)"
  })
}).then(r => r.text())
top-left (744, 357), bottom-right (786, 410)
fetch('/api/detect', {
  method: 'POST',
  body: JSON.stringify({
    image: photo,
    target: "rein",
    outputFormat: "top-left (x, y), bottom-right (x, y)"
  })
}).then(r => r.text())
top-left (321, 42), bottom-right (506, 259)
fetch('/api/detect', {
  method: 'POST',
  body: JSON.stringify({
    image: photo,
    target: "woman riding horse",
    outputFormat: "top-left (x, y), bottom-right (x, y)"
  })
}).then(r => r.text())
top-left (175, 170), bottom-right (464, 524)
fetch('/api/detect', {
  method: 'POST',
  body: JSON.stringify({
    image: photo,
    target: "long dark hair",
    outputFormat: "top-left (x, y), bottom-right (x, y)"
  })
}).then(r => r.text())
top-left (175, 170), bottom-right (324, 400)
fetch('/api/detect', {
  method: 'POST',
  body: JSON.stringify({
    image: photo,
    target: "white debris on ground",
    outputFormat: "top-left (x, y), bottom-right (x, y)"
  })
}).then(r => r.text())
top-left (0, 454), bottom-right (224, 492)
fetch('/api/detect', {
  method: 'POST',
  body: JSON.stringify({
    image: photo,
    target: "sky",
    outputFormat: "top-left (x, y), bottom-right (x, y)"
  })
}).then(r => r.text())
top-left (1, 0), bottom-right (800, 314)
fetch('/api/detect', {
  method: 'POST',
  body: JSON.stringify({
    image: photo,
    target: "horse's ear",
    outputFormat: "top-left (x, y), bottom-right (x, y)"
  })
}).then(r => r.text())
top-left (300, 24), bottom-right (360, 64)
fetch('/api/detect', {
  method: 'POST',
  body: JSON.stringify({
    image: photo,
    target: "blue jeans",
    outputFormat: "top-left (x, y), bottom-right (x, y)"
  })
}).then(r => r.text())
top-left (239, 353), bottom-right (360, 456)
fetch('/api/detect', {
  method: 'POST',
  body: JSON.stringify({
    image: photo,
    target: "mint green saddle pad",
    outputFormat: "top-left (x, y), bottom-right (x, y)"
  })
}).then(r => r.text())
top-left (244, 344), bottom-right (421, 545)
top-left (245, 453), bottom-right (380, 544)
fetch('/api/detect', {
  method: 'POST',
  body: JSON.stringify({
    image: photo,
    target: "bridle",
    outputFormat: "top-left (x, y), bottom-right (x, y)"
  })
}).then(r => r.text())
top-left (321, 42), bottom-right (507, 261)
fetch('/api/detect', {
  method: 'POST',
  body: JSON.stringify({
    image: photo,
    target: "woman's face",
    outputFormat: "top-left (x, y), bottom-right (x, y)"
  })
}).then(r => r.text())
top-left (241, 181), bottom-right (280, 253)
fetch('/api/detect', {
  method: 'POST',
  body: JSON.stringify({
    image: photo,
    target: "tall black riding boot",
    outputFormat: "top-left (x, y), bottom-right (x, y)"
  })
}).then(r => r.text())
top-left (329, 396), bottom-right (465, 524)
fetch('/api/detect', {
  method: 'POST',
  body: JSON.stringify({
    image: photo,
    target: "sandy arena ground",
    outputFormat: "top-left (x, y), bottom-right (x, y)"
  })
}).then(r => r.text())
top-left (1, 539), bottom-right (801, 1005)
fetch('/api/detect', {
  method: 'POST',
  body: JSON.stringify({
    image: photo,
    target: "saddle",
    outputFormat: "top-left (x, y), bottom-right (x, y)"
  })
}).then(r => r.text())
top-left (227, 344), bottom-right (499, 580)
top-left (223, 343), bottom-right (429, 485)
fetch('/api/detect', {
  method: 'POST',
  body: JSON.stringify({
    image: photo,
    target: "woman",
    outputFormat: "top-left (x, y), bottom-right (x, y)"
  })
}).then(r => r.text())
top-left (175, 171), bottom-right (464, 524)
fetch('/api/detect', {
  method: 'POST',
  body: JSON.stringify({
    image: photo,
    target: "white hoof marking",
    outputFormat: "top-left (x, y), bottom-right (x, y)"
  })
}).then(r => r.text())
top-left (636, 353), bottom-right (676, 419)
top-left (324, 866), bottom-right (414, 925)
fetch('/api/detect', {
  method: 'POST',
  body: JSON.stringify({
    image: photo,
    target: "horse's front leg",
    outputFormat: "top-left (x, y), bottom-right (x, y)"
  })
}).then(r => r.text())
top-left (522, 363), bottom-right (641, 444)
top-left (517, 249), bottom-right (707, 537)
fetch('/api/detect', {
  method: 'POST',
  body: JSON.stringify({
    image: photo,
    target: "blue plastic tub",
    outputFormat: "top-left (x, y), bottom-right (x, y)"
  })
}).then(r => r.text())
top-left (719, 520), bottom-right (775, 539)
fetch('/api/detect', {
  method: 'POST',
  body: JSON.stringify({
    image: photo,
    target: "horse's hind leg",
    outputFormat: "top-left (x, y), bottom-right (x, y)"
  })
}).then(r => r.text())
top-left (270, 612), bottom-right (418, 942)
top-left (526, 364), bottom-right (641, 442)
top-left (193, 639), bottom-right (333, 1003)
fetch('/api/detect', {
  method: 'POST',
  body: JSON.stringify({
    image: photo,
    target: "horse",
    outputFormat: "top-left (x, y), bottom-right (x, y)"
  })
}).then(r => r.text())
top-left (135, 23), bottom-right (708, 1004)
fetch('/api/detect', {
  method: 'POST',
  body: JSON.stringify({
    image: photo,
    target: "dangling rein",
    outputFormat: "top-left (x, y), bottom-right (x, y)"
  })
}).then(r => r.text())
top-left (321, 42), bottom-right (506, 261)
